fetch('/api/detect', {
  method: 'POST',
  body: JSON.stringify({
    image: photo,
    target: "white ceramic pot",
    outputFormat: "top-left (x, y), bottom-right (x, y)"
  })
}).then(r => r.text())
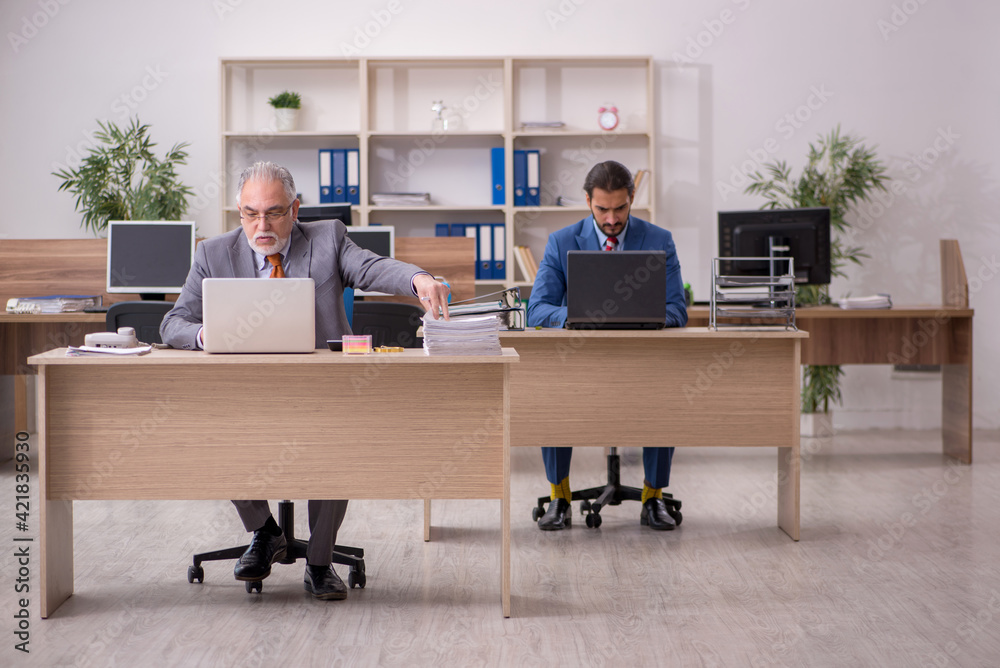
top-left (274, 108), bottom-right (299, 132)
top-left (801, 411), bottom-right (834, 438)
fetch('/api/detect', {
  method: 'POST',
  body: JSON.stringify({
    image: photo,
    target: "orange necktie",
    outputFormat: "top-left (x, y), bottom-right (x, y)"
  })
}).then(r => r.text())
top-left (267, 254), bottom-right (285, 278)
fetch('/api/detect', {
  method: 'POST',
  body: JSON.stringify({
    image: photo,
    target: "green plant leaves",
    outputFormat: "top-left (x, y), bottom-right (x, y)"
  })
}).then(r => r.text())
top-left (267, 90), bottom-right (301, 109)
top-left (744, 125), bottom-right (890, 413)
top-left (52, 118), bottom-right (193, 236)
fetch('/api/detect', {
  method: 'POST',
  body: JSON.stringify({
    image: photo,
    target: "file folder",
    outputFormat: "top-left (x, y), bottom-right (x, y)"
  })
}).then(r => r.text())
top-left (346, 149), bottom-right (360, 205)
top-left (450, 223), bottom-right (466, 237)
top-left (319, 149), bottom-right (333, 204)
top-left (332, 149), bottom-right (347, 202)
top-left (491, 147), bottom-right (505, 205)
top-left (476, 224), bottom-right (492, 280)
top-left (491, 223), bottom-right (505, 280)
top-left (435, 223), bottom-right (450, 237)
top-left (526, 150), bottom-right (540, 206)
top-left (513, 150), bottom-right (527, 206)
top-left (464, 225), bottom-right (477, 277)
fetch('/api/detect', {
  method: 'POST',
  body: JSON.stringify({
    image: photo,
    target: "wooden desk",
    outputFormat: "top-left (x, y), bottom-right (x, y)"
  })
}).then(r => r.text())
top-left (29, 348), bottom-right (517, 618)
top-left (499, 327), bottom-right (807, 540)
top-left (686, 304), bottom-right (975, 462)
top-left (0, 313), bottom-right (106, 434)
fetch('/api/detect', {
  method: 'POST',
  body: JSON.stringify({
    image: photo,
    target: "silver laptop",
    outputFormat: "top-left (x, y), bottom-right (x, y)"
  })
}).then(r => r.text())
top-left (202, 278), bottom-right (316, 353)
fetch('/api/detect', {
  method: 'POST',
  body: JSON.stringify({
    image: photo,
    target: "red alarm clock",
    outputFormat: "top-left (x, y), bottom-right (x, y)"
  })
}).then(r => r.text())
top-left (598, 106), bottom-right (619, 131)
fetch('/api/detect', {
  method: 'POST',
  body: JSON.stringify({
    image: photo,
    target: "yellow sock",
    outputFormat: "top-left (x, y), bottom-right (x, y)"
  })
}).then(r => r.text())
top-left (641, 484), bottom-right (663, 504)
top-left (550, 477), bottom-right (571, 501)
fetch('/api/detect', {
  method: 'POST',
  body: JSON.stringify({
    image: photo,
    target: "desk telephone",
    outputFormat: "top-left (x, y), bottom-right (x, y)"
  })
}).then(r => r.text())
top-left (84, 327), bottom-right (140, 349)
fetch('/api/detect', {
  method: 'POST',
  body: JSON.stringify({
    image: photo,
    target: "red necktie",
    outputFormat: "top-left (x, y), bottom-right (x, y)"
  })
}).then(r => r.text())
top-left (267, 254), bottom-right (285, 278)
top-left (604, 235), bottom-right (618, 251)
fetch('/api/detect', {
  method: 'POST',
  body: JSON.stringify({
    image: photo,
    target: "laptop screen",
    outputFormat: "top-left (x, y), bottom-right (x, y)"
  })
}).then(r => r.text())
top-left (202, 278), bottom-right (316, 353)
top-left (565, 250), bottom-right (667, 329)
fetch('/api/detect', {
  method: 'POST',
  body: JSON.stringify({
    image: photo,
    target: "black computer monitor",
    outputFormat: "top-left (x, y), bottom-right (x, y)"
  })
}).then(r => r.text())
top-left (718, 207), bottom-right (831, 284)
top-left (107, 221), bottom-right (196, 300)
top-left (345, 225), bottom-right (394, 258)
top-left (297, 204), bottom-right (352, 225)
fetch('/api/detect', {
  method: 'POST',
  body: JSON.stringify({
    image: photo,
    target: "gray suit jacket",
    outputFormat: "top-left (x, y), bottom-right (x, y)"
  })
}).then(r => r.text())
top-left (160, 220), bottom-right (425, 350)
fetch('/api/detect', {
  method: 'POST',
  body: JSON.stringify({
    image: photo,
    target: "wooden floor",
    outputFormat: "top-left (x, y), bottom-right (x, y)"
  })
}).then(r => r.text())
top-left (4, 428), bottom-right (1000, 667)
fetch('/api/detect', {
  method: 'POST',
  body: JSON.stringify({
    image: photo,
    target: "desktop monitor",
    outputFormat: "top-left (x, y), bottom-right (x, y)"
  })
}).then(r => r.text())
top-left (345, 225), bottom-right (394, 258)
top-left (297, 204), bottom-right (352, 226)
top-left (718, 207), bottom-right (831, 284)
top-left (345, 225), bottom-right (395, 297)
top-left (107, 221), bottom-right (196, 300)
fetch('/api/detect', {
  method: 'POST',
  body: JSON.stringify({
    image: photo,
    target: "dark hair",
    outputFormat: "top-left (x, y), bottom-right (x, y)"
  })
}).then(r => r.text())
top-left (583, 160), bottom-right (634, 199)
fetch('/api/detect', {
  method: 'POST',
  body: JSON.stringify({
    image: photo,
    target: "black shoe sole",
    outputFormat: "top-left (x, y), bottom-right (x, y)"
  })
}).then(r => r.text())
top-left (234, 546), bottom-right (287, 581)
top-left (640, 513), bottom-right (676, 531)
top-left (304, 581), bottom-right (348, 600)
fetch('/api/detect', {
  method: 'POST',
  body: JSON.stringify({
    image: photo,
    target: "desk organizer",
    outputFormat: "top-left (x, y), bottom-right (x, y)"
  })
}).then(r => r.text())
top-left (710, 257), bottom-right (797, 330)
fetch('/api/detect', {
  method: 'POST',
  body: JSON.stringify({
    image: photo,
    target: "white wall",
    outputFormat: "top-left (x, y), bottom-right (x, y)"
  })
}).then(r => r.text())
top-left (2, 0), bottom-right (997, 429)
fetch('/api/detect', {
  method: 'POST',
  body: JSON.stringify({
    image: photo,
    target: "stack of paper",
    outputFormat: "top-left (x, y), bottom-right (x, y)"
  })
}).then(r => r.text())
top-left (520, 121), bottom-right (565, 130)
top-left (370, 192), bottom-right (431, 206)
top-left (837, 294), bottom-right (892, 309)
top-left (422, 313), bottom-right (502, 356)
top-left (66, 345), bottom-right (153, 357)
top-left (6, 295), bottom-right (102, 314)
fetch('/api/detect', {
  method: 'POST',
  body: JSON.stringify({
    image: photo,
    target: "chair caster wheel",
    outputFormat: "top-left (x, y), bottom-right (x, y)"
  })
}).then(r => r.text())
top-left (580, 500), bottom-right (592, 514)
top-left (245, 580), bottom-right (262, 594)
top-left (670, 510), bottom-right (683, 526)
top-left (348, 569), bottom-right (367, 589)
top-left (187, 565), bottom-right (204, 583)
top-left (532, 506), bottom-right (542, 522)
top-left (585, 512), bottom-right (602, 529)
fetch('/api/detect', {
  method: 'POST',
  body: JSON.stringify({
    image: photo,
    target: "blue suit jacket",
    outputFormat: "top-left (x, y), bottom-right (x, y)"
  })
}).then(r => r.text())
top-left (526, 215), bottom-right (688, 329)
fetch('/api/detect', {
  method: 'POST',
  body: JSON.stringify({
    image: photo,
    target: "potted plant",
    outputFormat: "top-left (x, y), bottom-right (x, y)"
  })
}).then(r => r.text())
top-left (268, 90), bottom-right (301, 131)
top-left (744, 126), bottom-right (889, 435)
top-left (53, 118), bottom-right (193, 237)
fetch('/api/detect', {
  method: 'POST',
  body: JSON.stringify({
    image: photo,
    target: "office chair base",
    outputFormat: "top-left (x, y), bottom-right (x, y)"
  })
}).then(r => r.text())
top-left (188, 500), bottom-right (366, 591)
top-left (531, 452), bottom-right (683, 529)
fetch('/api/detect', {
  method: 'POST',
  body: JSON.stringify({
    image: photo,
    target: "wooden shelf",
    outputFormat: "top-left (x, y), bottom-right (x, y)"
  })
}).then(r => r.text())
top-left (221, 56), bottom-right (656, 287)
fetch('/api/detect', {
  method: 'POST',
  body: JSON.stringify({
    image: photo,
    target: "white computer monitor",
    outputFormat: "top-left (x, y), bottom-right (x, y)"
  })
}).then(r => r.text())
top-left (107, 220), bottom-right (196, 300)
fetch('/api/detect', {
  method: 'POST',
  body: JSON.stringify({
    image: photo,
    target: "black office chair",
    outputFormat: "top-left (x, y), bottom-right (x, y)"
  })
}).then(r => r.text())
top-left (106, 301), bottom-right (174, 344)
top-left (186, 302), bottom-right (411, 593)
top-left (351, 301), bottom-right (425, 348)
top-left (532, 449), bottom-right (683, 529)
top-left (188, 501), bottom-right (367, 592)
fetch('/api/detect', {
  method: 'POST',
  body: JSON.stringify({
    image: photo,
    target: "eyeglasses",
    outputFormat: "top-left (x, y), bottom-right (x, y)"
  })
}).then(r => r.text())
top-left (239, 202), bottom-right (293, 223)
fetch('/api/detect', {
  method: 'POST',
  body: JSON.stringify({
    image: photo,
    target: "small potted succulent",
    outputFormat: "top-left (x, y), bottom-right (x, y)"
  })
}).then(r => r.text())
top-left (268, 90), bottom-right (302, 131)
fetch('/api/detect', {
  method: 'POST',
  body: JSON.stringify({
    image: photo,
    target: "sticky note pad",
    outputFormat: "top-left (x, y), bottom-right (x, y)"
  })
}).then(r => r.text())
top-left (342, 334), bottom-right (372, 355)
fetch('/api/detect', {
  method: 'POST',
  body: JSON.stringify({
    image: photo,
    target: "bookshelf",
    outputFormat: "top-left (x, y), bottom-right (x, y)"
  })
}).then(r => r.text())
top-left (220, 57), bottom-right (656, 289)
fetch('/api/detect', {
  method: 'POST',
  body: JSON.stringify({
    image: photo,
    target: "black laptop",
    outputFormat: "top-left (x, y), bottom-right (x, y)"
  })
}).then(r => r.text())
top-left (565, 250), bottom-right (667, 329)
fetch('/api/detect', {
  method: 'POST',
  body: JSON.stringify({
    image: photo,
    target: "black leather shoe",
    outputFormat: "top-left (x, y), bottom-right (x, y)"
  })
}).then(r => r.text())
top-left (538, 498), bottom-right (571, 531)
top-left (304, 565), bottom-right (348, 600)
top-left (233, 530), bottom-right (287, 581)
top-left (640, 497), bottom-right (677, 531)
